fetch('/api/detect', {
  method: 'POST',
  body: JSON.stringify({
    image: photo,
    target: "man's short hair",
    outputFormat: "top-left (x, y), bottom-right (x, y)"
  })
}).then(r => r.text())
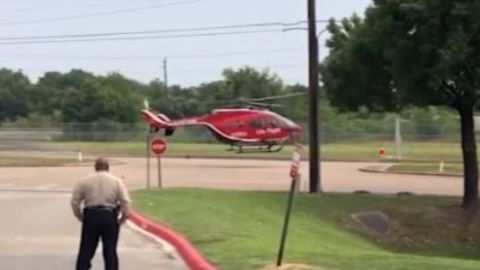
top-left (95, 157), bottom-right (109, 171)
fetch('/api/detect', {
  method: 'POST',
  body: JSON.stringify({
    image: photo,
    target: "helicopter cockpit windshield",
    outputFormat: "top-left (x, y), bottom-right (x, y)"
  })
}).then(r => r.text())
top-left (271, 113), bottom-right (300, 130)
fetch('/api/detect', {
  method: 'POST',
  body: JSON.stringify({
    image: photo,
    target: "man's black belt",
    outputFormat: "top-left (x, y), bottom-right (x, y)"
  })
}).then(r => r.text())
top-left (85, 205), bottom-right (117, 212)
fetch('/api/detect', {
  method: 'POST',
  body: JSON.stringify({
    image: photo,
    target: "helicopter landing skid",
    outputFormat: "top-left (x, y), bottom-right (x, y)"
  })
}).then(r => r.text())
top-left (234, 143), bottom-right (284, 153)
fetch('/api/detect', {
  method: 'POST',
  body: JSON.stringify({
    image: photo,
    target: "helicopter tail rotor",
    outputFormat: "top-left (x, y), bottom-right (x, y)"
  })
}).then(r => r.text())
top-left (143, 98), bottom-right (150, 110)
top-left (141, 99), bottom-right (176, 136)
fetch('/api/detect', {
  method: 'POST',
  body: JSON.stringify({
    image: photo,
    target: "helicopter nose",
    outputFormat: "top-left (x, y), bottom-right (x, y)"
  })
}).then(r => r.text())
top-left (290, 124), bottom-right (302, 132)
top-left (287, 125), bottom-right (302, 141)
top-left (286, 125), bottom-right (302, 139)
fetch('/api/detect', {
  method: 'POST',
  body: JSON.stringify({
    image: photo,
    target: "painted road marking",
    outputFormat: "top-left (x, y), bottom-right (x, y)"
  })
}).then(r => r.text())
top-left (35, 184), bottom-right (60, 191)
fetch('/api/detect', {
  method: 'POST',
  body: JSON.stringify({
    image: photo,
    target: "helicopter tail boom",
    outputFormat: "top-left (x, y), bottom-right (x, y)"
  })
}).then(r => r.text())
top-left (142, 109), bottom-right (172, 127)
top-left (141, 109), bottom-right (177, 136)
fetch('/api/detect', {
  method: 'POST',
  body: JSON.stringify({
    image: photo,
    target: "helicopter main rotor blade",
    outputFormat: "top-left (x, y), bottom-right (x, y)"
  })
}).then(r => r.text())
top-left (248, 92), bottom-right (306, 102)
top-left (248, 101), bottom-right (284, 108)
top-left (203, 92), bottom-right (305, 110)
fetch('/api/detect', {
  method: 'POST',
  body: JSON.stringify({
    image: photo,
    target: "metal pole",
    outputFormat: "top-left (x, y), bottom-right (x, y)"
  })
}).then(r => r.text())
top-left (395, 116), bottom-right (402, 160)
top-left (276, 175), bottom-right (299, 266)
top-left (157, 156), bottom-right (162, 188)
top-left (308, 0), bottom-right (321, 193)
top-left (318, 31), bottom-right (323, 184)
top-left (146, 135), bottom-right (151, 189)
top-left (163, 57), bottom-right (168, 89)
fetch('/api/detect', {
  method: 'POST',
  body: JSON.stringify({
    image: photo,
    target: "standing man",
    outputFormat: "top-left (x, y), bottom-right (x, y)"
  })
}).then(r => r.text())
top-left (71, 157), bottom-right (131, 270)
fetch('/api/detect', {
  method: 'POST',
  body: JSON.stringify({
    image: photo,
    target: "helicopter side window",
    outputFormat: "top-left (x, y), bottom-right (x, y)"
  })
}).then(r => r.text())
top-left (261, 118), bottom-right (269, 128)
top-left (267, 117), bottom-right (278, 128)
top-left (273, 114), bottom-right (296, 129)
top-left (250, 118), bottom-right (263, 128)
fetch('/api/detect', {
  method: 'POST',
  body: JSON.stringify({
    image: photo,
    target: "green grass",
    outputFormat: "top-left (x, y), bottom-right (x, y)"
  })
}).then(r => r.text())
top-left (388, 163), bottom-right (463, 175)
top-left (132, 188), bottom-right (480, 270)
top-left (49, 141), bottom-right (463, 162)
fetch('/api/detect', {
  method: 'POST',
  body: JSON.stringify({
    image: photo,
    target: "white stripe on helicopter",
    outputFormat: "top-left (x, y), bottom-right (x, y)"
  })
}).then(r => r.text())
top-left (144, 109), bottom-right (277, 143)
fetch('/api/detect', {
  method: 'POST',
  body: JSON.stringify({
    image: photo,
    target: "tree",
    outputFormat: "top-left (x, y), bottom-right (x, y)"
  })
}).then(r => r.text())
top-left (193, 80), bottom-right (229, 113)
top-left (62, 71), bottom-right (142, 123)
top-left (277, 84), bottom-right (309, 122)
top-left (192, 67), bottom-right (292, 115)
top-left (322, 0), bottom-right (480, 209)
top-left (33, 71), bottom-right (66, 116)
top-left (145, 80), bottom-right (201, 119)
top-left (100, 73), bottom-right (144, 123)
top-left (222, 67), bottom-right (284, 100)
top-left (0, 69), bottom-right (33, 122)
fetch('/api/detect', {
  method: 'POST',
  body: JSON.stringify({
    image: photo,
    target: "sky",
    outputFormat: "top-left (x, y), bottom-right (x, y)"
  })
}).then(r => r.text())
top-left (0, 0), bottom-right (372, 87)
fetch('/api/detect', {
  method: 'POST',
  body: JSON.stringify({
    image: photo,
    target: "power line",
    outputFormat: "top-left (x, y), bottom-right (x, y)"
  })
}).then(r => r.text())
top-left (0, 29), bottom-right (286, 46)
top-left (0, 21), bottom-right (308, 41)
top-left (169, 47), bottom-right (304, 59)
top-left (0, 0), bottom-right (206, 26)
top-left (169, 63), bottom-right (304, 73)
top-left (0, 0), bottom-right (178, 13)
top-left (10, 63), bottom-right (304, 75)
top-left (134, 63), bottom-right (305, 74)
top-left (0, 47), bottom-right (303, 60)
top-left (123, 64), bottom-right (304, 75)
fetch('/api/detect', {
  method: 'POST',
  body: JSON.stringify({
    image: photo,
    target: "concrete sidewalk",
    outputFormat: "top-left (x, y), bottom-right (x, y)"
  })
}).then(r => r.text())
top-left (0, 191), bottom-right (188, 270)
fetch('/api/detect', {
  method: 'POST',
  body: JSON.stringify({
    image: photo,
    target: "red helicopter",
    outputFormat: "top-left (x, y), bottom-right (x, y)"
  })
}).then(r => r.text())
top-left (141, 94), bottom-right (303, 153)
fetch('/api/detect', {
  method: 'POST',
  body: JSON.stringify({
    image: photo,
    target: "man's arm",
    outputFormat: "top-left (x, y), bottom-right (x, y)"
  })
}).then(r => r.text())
top-left (117, 178), bottom-right (132, 225)
top-left (71, 181), bottom-right (84, 222)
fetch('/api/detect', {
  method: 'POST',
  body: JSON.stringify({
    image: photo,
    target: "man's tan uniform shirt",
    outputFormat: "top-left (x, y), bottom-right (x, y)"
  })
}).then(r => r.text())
top-left (71, 171), bottom-right (131, 220)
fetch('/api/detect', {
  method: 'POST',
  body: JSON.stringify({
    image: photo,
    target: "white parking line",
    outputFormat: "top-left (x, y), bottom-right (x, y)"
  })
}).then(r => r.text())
top-left (35, 184), bottom-right (60, 190)
top-left (0, 183), bottom-right (14, 187)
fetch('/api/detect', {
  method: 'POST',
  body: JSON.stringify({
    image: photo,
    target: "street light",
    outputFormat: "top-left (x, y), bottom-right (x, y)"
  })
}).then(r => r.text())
top-left (283, 27), bottom-right (329, 38)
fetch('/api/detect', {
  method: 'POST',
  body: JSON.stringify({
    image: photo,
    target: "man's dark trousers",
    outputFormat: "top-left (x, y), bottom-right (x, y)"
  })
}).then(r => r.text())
top-left (76, 207), bottom-right (120, 270)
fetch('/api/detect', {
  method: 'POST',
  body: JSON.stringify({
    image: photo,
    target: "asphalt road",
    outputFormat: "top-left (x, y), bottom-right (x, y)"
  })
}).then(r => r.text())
top-left (0, 191), bottom-right (188, 270)
top-left (0, 158), bottom-right (464, 270)
top-left (0, 157), bottom-right (463, 196)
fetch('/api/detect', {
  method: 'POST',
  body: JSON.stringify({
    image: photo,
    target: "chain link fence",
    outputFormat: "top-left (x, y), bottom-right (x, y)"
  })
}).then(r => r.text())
top-left (0, 120), bottom-right (463, 142)
top-left (0, 119), bottom-right (469, 162)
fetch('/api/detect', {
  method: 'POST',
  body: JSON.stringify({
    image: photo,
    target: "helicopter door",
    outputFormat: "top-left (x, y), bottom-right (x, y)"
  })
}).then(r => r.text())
top-left (250, 118), bottom-right (262, 129)
top-left (249, 118), bottom-right (262, 137)
top-left (224, 120), bottom-right (247, 138)
top-left (249, 117), bottom-right (283, 140)
top-left (264, 117), bottom-right (282, 138)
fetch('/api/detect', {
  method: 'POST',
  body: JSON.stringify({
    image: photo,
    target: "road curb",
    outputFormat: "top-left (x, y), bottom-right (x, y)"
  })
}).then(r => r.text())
top-left (128, 211), bottom-right (217, 270)
top-left (359, 166), bottom-right (461, 178)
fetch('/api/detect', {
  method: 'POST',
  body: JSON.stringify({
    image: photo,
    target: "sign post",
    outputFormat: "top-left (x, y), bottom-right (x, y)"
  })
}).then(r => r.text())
top-left (157, 155), bottom-right (162, 188)
top-left (146, 135), bottom-right (151, 189)
top-left (276, 142), bottom-right (302, 266)
top-left (150, 137), bottom-right (167, 188)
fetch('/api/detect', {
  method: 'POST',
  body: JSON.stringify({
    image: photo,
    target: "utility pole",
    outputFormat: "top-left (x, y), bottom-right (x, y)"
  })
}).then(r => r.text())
top-left (308, 0), bottom-right (321, 193)
top-left (155, 57), bottom-right (168, 188)
top-left (163, 57), bottom-right (169, 89)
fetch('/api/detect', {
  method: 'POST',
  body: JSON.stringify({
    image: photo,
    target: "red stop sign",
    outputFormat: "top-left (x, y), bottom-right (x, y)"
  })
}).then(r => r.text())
top-left (151, 138), bottom-right (167, 155)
